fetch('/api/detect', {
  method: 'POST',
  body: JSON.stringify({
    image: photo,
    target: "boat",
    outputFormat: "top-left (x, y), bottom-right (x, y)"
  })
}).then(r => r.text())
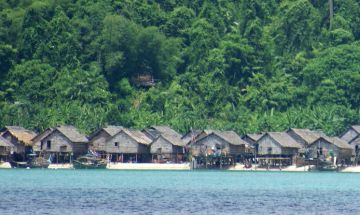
top-left (9, 155), bottom-right (50, 169)
top-left (73, 155), bottom-right (107, 169)
top-left (309, 159), bottom-right (338, 172)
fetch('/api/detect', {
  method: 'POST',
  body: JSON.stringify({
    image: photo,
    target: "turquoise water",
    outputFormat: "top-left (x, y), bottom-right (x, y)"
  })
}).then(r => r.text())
top-left (0, 170), bottom-right (359, 214)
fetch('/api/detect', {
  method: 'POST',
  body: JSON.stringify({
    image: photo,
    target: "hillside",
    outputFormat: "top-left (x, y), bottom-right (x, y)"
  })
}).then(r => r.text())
top-left (0, 0), bottom-right (359, 135)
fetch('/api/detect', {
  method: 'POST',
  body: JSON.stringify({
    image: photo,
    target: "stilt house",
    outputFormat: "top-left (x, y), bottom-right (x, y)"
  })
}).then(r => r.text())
top-left (339, 125), bottom-right (360, 156)
top-left (308, 136), bottom-right (352, 163)
top-left (242, 133), bottom-right (264, 155)
top-left (257, 132), bottom-right (301, 166)
top-left (105, 128), bottom-right (152, 163)
top-left (33, 125), bottom-right (88, 163)
top-left (190, 130), bottom-right (247, 162)
top-left (0, 126), bottom-right (37, 161)
top-left (88, 126), bottom-right (123, 158)
top-left (149, 126), bottom-right (187, 163)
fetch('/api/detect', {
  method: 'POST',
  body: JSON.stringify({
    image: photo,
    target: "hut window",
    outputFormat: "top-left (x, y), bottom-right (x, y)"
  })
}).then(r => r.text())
top-left (115, 142), bottom-right (119, 147)
top-left (47, 141), bottom-right (51, 149)
top-left (267, 147), bottom-right (272, 154)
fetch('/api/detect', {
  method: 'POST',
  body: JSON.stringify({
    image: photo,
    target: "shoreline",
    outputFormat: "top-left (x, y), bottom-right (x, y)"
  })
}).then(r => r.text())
top-left (2, 162), bottom-right (360, 172)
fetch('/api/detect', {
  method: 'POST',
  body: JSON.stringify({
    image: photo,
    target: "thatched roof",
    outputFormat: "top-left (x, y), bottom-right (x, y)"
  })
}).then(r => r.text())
top-left (195, 130), bottom-right (246, 146)
top-left (88, 126), bottom-right (124, 140)
top-left (244, 133), bottom-right (264, 142)
top-left (215, 131), bottom-right (247, 146)
top-left (55, 126), bottom-right (88, 143)
top-left (31, 128), bottom-right (53, 144)
top-left (351, 125), bottom-right (360, 134)
top-left (265, 132), bottom-right (301, 148)
top-left (0, 136), bottom-right (13, 147)
top-left (121, 128), bottom-right (152, 145)
top-left (312, 136), bottom-right (352, 149)
top-left (1, 126), bottom-right (37, 146)
top-left (102, 126), bottom-right (124, 136)
top-left (150, 126), bottom-right (185, 146)
top-left (288, 128), bottom-right (323, 144)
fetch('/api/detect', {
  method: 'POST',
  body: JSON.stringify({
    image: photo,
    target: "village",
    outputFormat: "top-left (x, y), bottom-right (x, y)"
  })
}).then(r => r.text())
top-left (0, 124), bottom-right (360, 172)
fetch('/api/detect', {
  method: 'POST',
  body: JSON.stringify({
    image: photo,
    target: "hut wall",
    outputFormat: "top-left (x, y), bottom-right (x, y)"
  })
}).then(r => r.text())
top-left (150, 137), bottom-right (173, 154)
top-left (229, 145), bottom-right (246, 155)
top-left (106, 132), bottom-right (149, 154)
top-left (257, 135), bottom-right (283, 155)
top-left (281, 148), bottom-right (299, 156)
top-left (41, 131), bottom-right (73, 153)
top-left (72, 142), bottom-right (88, 156)
top-left (90, 131), bottom-right (110, 152)
top-left (191, 134), bottom-right (231, 156)
top-left (341, 128), bottom-right (359, 143)
top-left (33, 141), bottom-right (41, 152)
top-left (0, 146), bottom-right (11, 156)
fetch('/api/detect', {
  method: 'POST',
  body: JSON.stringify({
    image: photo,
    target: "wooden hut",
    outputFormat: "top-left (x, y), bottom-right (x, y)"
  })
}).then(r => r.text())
top-left (32, 128), bottom-right (53, 152)
top-left (339, 125), bottom-right (360, 158)
top-left (308, 136), bottom-right (352, 164)
top-left (150, 128), bottom-right (187, 163)
top-left (286, 128), bottom-right (323, 156)
top-left (242, 133), bottom-right (264, 155)
top-left (190, 130), bottom-right (247, 167)
top-left (0, 126), bottom-right (37, 161)
top-left (33, 125), bottom-right (88, 163)
top-left (257, 132), bottom-right (301, 167)
top-left (88, 126), bottom-right (123, 158)
top-left (0, 136), bottom-right (14, 161)
top-left (105, 128), bottom-right (152, 163)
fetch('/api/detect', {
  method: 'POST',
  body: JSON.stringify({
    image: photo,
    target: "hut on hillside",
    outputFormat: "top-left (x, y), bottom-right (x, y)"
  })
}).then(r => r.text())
top-left (308, 136), bottom-right (352, 164)
top-left (33, 125), bottom-right (88, 163)
top-left (257, 132), bottom-right (301, 167)
top-left (150, 129), bottom-right (187, 163)
top-left (88, 126), bottom-right (123, 158)
top-left (105, 128), bottom-right (152, 163)
top-left (339, 125), bottom-right (360, 159)
top-left (190, 130), bottom-right (247, 168)
top-left (0, 126), bottom-right (37, 161)
top-left (0, 136), bottom-right (14, 162)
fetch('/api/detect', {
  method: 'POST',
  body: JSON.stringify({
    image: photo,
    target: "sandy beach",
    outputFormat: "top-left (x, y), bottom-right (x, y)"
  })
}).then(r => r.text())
top-left (229, 164), bottom-right (313, 172)
top-left (48, 163), bottom-right (74, 169)
top-left (107, 162), bottom-right (191, 170)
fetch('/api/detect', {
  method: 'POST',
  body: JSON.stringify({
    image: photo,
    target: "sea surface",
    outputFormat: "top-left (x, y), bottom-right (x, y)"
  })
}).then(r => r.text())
top-left (0, 169), bottom-right (359, 215)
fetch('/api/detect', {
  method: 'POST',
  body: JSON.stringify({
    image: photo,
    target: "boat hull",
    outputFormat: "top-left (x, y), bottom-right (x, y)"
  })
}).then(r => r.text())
top-left (73, 160), bottom-right (107, 169)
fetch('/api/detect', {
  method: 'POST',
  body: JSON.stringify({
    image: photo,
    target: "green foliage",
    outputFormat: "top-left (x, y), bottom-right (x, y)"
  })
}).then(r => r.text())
top-left (0, 0), bottom-right (360, 136)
